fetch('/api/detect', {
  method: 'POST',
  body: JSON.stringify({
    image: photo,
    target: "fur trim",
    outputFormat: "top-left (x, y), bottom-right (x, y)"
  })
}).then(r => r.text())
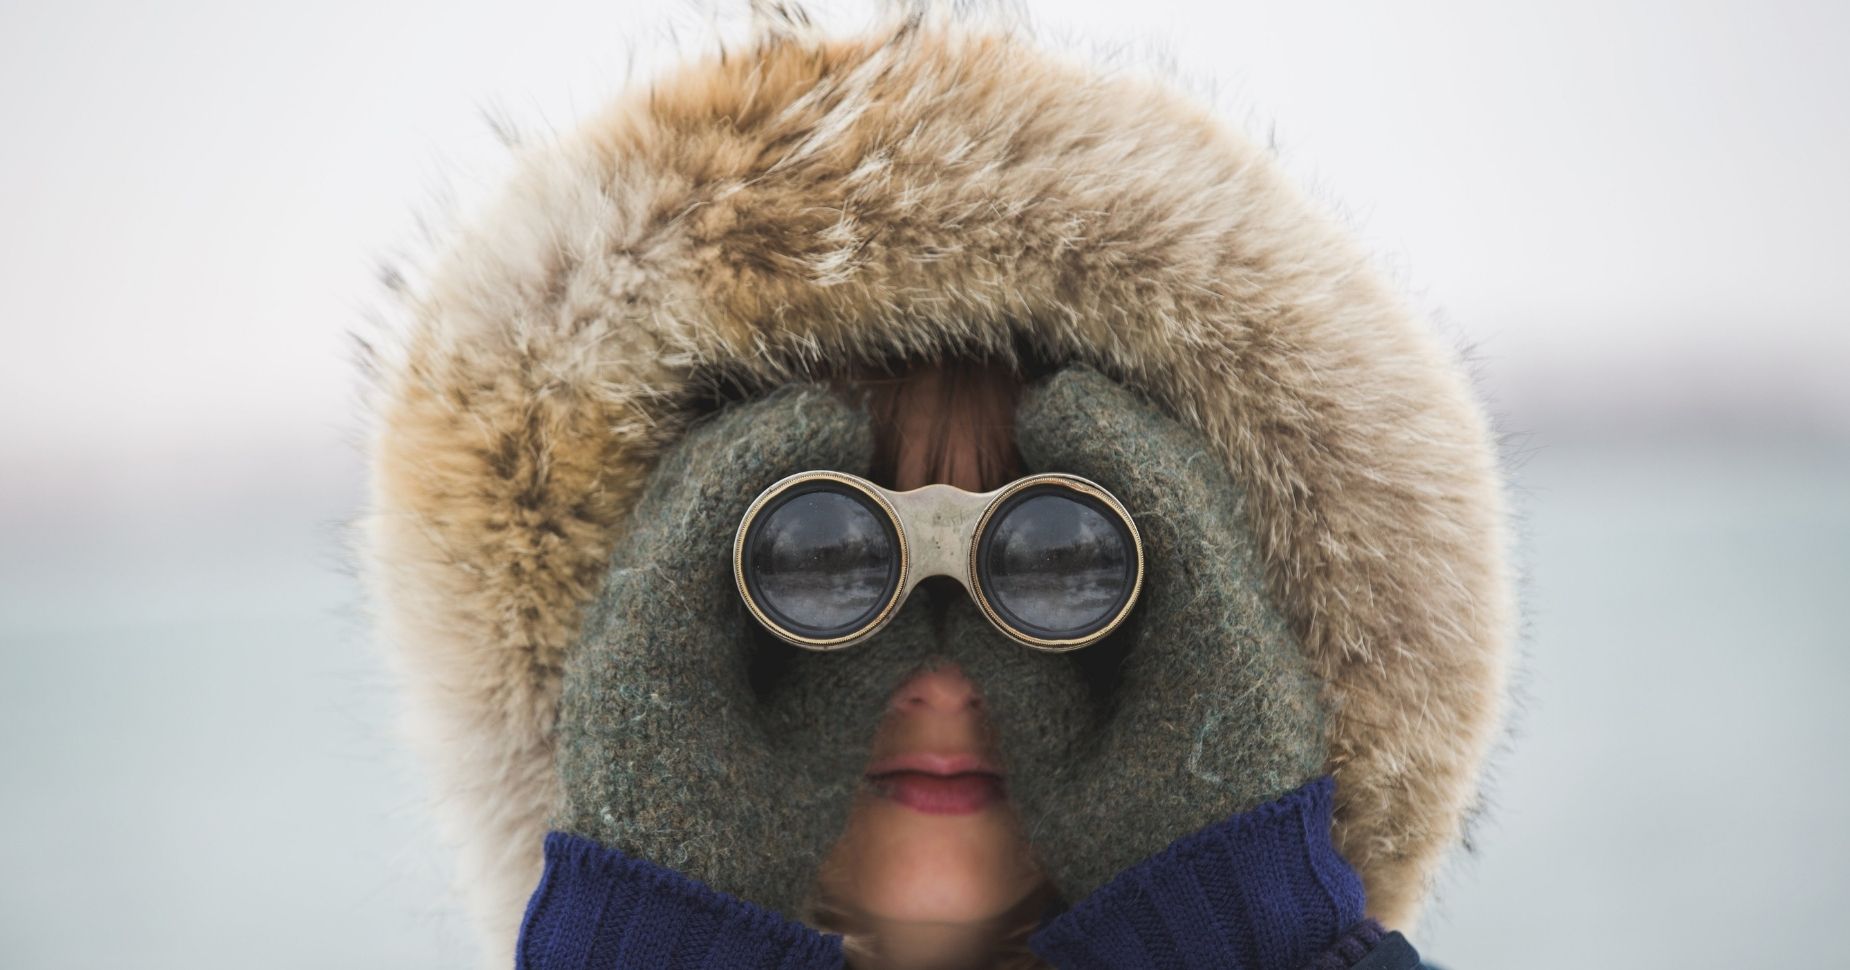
top-left (355, 15), bottom-right (1515, 958)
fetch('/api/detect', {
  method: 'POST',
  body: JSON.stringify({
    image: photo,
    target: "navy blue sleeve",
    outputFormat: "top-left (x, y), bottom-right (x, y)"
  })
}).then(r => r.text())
top-left (515, 832), bottom-right (844, 970)
top-left (1028, 775), bottom-right (1423, 970)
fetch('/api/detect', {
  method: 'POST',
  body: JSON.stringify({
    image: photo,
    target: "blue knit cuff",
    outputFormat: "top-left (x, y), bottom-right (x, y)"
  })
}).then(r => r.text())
top-left (1028, 775), bottom-right (1366, 970)
top-left (516, 832), bottom-right (845, 970)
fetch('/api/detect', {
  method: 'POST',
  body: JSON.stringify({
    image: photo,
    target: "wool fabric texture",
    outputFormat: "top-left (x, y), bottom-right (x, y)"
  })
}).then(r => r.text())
top-left (520, 776), bottom-right (1403, 970)
top-left (993, 367), bottom-right (1328, 901)
top-left (555, 382), bottom-right (931, 921)
top-left (517, 831), bottom-right (844, 970)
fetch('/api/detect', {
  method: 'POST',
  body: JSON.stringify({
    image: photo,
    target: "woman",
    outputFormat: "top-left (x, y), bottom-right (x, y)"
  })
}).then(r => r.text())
top-left (356, 11), bottom-right (1514, 970)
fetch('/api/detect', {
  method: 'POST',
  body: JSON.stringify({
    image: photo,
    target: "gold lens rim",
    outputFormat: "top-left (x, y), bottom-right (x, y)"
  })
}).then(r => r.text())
top-left (732, 470), bottom-right (911, 650)
top-left (966, 473), bottom-right (1145, 652)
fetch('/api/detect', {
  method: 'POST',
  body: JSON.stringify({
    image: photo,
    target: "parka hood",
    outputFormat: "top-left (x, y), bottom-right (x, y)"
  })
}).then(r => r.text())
top-left (355, 11), bottom-right (1516, 958)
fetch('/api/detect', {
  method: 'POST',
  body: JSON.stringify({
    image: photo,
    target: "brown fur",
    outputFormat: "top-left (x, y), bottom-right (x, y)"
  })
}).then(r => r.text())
top-left (354, 13), bottom-right (1515, 960)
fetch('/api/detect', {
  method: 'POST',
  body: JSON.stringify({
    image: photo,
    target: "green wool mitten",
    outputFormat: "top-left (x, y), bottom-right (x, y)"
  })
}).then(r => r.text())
top-left (555, 384), bottom-right (1092, 922)
top-left (974, 365), bottom-right (1330, 904)
top-left (555, 385), bottom-right (881, 921)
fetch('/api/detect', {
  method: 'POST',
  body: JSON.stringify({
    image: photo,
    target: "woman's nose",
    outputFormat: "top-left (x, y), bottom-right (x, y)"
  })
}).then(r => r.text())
top-left (890, 662), bottom-right (983, 713)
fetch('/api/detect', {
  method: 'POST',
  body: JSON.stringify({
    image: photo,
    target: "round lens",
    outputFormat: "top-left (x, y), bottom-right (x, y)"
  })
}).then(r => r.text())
top-left (977, 485), bottom-right (1137, 643)
top-left (742, 484), bottom-right (900, 641)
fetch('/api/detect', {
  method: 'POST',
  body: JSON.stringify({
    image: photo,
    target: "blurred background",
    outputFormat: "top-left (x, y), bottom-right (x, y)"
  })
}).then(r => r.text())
top-left (2, 1), bottom-right (1844, 967)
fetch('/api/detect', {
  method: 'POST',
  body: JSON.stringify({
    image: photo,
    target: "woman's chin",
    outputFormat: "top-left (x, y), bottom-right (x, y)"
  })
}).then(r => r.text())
top-left (827, 798), bottom-right (1039, 923)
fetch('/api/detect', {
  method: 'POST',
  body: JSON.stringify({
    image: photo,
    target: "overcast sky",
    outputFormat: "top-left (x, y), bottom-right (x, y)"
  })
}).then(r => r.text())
top-left (2, 0), bottom-right (1846, 472)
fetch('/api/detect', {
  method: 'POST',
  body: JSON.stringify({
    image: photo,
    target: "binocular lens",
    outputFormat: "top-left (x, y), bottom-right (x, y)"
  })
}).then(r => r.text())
top-left (743, 487), bottom-right (901, 640)
top-left (975, 488), bottom-right (1137, 642)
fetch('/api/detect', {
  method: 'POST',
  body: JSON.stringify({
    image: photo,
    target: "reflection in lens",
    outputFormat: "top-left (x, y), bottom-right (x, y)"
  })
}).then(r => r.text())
top-left (983, 491), bottom-right (1132, 637)
top-left (748, 489), bottom-right (896, 636)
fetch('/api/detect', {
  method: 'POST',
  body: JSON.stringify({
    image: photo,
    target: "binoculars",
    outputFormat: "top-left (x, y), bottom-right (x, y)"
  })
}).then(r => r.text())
top-left (734, 471), bottom-right (1144, 652)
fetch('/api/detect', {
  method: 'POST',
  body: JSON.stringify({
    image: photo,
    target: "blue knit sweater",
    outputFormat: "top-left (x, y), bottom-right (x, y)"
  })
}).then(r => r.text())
top-left (515, 775), bottom-right (1424, 969)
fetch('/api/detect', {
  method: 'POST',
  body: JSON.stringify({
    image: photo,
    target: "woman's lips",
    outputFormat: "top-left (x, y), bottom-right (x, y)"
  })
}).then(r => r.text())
top-left (866, 770), bottom-right (1004, 814)
top-left (863, 753), bottom-right (1005, 815)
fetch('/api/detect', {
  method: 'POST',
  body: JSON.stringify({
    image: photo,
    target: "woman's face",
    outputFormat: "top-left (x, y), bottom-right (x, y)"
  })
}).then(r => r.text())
top-left (816, 657), bottom-right (1044, 926)
top-left (808, 362), bottom-right (1054, 965)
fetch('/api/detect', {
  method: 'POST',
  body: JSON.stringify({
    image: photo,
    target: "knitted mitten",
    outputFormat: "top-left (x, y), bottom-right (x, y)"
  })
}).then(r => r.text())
top-left (975, 364), bottom-right (1331, 903)
top-left (555, 383), bottom-right (891, 922)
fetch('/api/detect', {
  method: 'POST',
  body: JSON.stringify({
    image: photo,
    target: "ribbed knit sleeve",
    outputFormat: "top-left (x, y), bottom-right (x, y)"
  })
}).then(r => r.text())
top-left (1027, 775), bottom-right (1385, 970)
top-left (515, 832), bottom-right (844, 970)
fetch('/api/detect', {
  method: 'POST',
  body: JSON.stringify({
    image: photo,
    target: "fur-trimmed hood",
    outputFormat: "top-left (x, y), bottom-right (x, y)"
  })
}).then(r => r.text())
top-left (355, 11), bottom-right (1516, 960)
